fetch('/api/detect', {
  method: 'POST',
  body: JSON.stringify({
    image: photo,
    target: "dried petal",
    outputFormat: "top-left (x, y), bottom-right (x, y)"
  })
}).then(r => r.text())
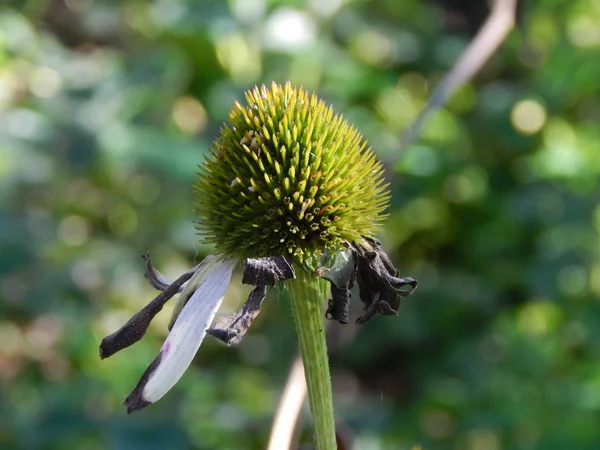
top-left (242, 256), bottom-right (295, 286)
top-left (99, 263), bottom-right (199, 359)
top-left (354, 241), bottom-right (417, 325)
top-left (207, 285), bottom-right (267, 345)
top-left (320, 250), bottom-right (356, 324)
top-left (142, 253), bottom-right (174, 291)
top-left (142, 253), bottom-right (199, 292)
top-left (326, 285), bottom-right (351, 324)
top-left (206, 255), bottom-right (294, 345)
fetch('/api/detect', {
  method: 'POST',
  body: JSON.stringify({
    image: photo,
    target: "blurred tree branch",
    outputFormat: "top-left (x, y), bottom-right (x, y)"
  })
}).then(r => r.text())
top-left (399, 0), bottom-right (518, 152)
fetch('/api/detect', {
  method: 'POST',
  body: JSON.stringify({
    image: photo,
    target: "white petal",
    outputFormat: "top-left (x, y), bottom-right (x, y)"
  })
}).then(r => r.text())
top-left (169, 254), bottom-right (233, 328)
top-left (124, 255), bottom-right (236, 412)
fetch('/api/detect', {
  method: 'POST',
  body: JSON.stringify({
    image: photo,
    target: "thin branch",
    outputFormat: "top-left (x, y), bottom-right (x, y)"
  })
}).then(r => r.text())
top-left (399, 0), bottom-right (518, 151)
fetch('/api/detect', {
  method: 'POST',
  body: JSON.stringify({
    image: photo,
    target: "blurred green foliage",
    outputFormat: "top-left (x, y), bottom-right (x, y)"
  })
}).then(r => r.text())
top-left (1, 0), bottom-right (600, 449)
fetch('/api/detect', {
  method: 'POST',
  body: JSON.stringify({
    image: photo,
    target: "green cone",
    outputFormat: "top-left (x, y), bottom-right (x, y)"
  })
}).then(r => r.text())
top-left (194, 82), bottom-right (389, 264)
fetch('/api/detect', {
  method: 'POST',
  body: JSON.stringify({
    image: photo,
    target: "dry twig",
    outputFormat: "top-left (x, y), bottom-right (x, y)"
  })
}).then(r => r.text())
top-left (399, 0), bottom-right (518, 151)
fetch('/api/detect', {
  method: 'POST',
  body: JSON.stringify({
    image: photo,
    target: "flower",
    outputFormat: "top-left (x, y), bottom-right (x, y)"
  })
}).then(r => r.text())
top-left (99, 82), bottom-right (417, 413)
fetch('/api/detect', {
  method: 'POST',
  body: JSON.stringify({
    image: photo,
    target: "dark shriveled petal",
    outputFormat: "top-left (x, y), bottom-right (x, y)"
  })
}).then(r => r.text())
top-left (207, 285), bottom-right (267, 345)
top-left (142, 253), bottom-right (172, 291)
top-left (354, 240), bottom-right (418, 325)
top-left (99, 266), bottom-right (198, 359)
top-left (206, 256), bottom-right (293, 345)
top-left (242, 256), bottom-right (295, 286)
top-left (325, 285), bottom-right (351, 324)
top-left (321, 250), bottom-right (356, 324)
top-left (355, 298), bottom-right (398, 325)
top-left (142, 253), bottom-right (200, 292)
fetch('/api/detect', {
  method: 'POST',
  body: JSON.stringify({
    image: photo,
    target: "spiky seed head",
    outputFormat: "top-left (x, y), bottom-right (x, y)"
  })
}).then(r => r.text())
top-left (194, 82), bottom-right (389, 265)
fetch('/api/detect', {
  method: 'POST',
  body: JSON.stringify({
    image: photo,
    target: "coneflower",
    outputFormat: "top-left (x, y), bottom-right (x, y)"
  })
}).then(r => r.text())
top-left (100, 82), bottom-right (417, 450)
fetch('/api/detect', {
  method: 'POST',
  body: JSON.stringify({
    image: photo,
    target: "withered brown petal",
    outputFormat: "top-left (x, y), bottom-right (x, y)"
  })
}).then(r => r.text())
top-left (356, 299), bottom-right (398, 325)
top-left (99, 266), bottom-right (197, 359)
top-left (207, 285), bottom-right (267, 345)
top-left (322, 251), bottom-right (356, 324)
top-left (142, 253), bottom-right (171, 291)
top-left (389, 276), bottom-right (418, 292)
top-left (364, 237), bottom-right (397, 276)
top-left (325, 285), bottom-right (351, 324)
top-left (206, 256), bottom-right (293, 346)
top-left (142, 253), bottom-right (199, 292)
top-left (242, 256), bottom-right (295, 286)
top-left (354, 240), bottom-right (418, 324)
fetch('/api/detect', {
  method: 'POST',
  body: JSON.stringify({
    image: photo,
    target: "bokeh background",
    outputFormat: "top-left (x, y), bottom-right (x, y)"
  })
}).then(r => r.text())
top-left (2, 0), bottom-right (600, 449)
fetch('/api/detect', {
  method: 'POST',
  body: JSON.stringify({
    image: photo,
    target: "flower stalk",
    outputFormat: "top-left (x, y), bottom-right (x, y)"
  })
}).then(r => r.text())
top-left (286, 269), bottom-right (336, 450)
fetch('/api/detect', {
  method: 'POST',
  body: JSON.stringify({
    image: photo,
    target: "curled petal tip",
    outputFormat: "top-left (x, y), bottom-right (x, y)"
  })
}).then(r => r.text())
top-left (206, 328), bottom-right (239, 346)
top-left (123, 354), bottom-right (161, 413)
top-left (207, 285), bottom-right (267, 346)
top-left (318, 239), bottom-right (418, 325)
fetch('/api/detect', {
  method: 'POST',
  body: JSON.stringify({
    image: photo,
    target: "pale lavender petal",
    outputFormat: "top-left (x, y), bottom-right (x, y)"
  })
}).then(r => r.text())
top-left (124, 256), bottom-right (236, 412)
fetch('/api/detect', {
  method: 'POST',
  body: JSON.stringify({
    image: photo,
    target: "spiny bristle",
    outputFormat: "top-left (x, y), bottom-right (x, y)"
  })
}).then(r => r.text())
top-left (194, 82), bottom-right (390, 264)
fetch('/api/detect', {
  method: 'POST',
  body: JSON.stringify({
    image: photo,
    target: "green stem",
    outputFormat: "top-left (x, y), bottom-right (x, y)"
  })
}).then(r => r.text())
top-left (286, 269), bottom-right (336, 450)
